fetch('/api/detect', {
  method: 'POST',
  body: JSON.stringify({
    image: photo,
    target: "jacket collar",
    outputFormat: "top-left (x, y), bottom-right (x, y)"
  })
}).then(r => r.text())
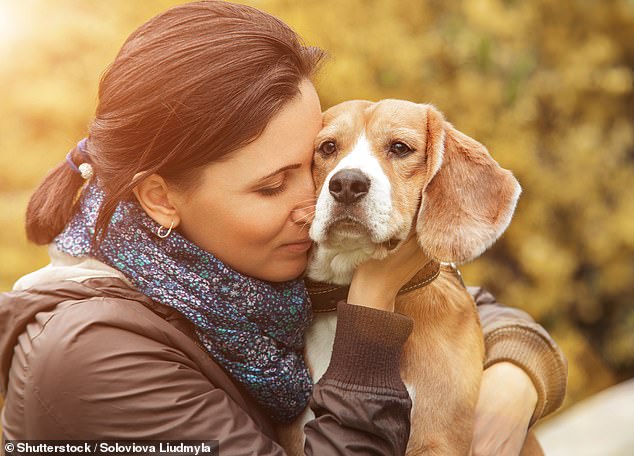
top-left (12, 244), bottom-right (131, 291)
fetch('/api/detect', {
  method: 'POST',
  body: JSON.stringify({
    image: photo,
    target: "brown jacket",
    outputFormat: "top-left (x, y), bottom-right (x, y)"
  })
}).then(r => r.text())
top-left (0, 257), bottom-right (566, 454)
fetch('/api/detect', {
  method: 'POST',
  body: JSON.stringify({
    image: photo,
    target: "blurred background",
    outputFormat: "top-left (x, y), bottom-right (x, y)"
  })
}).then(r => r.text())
top-left (0, 0), bottom-right (632, 451)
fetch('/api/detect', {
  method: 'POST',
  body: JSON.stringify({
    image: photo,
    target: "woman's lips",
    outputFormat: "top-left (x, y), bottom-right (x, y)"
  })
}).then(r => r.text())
top-left (281, 239), bottom-right (313, 253)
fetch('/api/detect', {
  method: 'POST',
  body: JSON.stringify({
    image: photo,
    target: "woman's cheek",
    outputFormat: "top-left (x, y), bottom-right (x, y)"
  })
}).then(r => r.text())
top-left (242, 199), bottom-right (289, 242)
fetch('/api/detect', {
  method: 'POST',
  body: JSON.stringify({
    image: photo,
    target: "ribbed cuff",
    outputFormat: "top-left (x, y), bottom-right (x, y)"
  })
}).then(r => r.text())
top-left (484, 325), bottom-right (568, 426)
top-left (320, 302), bottom-right (413, 393)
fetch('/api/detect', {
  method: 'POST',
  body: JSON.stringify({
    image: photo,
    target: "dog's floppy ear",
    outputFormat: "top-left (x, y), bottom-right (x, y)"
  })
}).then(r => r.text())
top-left (416, 106), bottom-right (521, 263)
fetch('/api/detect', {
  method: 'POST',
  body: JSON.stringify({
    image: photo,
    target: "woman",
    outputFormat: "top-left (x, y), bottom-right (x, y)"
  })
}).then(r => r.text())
top-left (0, 1), bottom-right (566, 454)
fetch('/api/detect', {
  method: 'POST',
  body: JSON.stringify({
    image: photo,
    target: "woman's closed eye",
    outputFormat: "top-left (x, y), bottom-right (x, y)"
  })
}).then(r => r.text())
top-left (257, 178), bottom-right (288, 197)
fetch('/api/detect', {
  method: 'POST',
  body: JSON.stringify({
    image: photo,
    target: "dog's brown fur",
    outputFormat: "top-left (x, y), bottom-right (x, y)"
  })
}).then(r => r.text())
top-left (397, 268), bottom-right (484, 455)
top-left (281, 100), bottom-right (541, 455)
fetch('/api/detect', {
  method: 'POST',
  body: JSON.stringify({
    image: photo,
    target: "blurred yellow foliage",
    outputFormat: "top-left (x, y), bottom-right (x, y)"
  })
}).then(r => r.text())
top-left (0, 0), bottom-right (632, 418)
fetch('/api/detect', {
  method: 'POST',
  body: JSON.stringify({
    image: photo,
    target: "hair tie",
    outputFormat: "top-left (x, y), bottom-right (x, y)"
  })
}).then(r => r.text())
top-left (66, 138), bottom-right (94, 180)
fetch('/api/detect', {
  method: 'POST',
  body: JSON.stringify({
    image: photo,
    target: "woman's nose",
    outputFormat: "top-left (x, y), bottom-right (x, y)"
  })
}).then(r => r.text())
top-left (290, 197), bottom-right (316, 226)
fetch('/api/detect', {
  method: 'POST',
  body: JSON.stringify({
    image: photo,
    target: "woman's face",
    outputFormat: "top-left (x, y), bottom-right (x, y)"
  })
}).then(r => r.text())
top-left (173, 80), bottom-right (322, 282)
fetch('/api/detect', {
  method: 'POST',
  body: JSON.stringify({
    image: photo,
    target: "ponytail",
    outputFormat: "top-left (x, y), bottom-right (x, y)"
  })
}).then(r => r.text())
top-left (25, 143), bottom-right (90, 245)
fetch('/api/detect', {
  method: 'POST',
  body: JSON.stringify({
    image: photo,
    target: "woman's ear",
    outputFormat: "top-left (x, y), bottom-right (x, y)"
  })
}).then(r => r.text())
top-left (415, 106), bottom-right (521, 264)
top-left (132, 173), bottom-right (181, 229)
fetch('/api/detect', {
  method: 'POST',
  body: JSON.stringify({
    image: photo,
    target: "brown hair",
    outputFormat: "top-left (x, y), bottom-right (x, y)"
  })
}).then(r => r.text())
top-left (26, 0), bottom-right (325, 245)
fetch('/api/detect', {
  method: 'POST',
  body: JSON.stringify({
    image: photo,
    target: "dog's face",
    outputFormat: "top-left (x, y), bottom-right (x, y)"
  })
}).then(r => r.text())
top-left (308, 99), bottom-right (521, 283)
top-left (310, 100), bottom-right (431, 253)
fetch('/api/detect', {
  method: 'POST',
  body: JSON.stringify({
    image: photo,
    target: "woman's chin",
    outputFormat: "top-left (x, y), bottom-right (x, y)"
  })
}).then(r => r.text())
top-left (256, 255), bottom-right (309, 283)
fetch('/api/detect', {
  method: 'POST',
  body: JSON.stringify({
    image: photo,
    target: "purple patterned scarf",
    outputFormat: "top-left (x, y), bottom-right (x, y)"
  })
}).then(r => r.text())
top-left (55, 181), bottom-right (313, 422)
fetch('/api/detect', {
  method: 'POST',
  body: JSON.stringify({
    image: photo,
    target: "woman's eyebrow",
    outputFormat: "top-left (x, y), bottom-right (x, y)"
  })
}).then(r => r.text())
top-left (256, 163), bottom-right (301, 182)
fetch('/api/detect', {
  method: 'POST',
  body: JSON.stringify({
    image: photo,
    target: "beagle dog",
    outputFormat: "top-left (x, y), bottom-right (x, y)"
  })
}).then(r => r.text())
top-left (280, 100), bottom-right (541, 455)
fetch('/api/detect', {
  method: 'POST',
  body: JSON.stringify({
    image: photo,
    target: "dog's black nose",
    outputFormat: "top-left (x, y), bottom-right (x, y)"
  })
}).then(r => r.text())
top-left (329, 169), bottom-right (370, 204)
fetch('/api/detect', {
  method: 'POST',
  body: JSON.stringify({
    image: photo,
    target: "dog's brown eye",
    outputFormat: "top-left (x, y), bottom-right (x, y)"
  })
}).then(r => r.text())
top-left (319, 141), bottom-right (337, 156)
top-left (390, 141), bottom-right (413, 157)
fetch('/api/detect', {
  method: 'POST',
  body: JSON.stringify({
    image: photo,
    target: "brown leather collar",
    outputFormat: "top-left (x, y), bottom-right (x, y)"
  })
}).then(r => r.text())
top-left (305, 260), bottom-right (441, 313)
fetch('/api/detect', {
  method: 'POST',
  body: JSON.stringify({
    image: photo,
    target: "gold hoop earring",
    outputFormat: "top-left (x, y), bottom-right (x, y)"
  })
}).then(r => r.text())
top-left (157, 221), bottom-right (175, 239)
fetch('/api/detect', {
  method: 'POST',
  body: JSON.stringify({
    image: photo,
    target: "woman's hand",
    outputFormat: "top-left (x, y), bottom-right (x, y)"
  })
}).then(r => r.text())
top-left (347, 236), bottom-right (431, 312)
top-left (470, 362), bottom-right (538, 456)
